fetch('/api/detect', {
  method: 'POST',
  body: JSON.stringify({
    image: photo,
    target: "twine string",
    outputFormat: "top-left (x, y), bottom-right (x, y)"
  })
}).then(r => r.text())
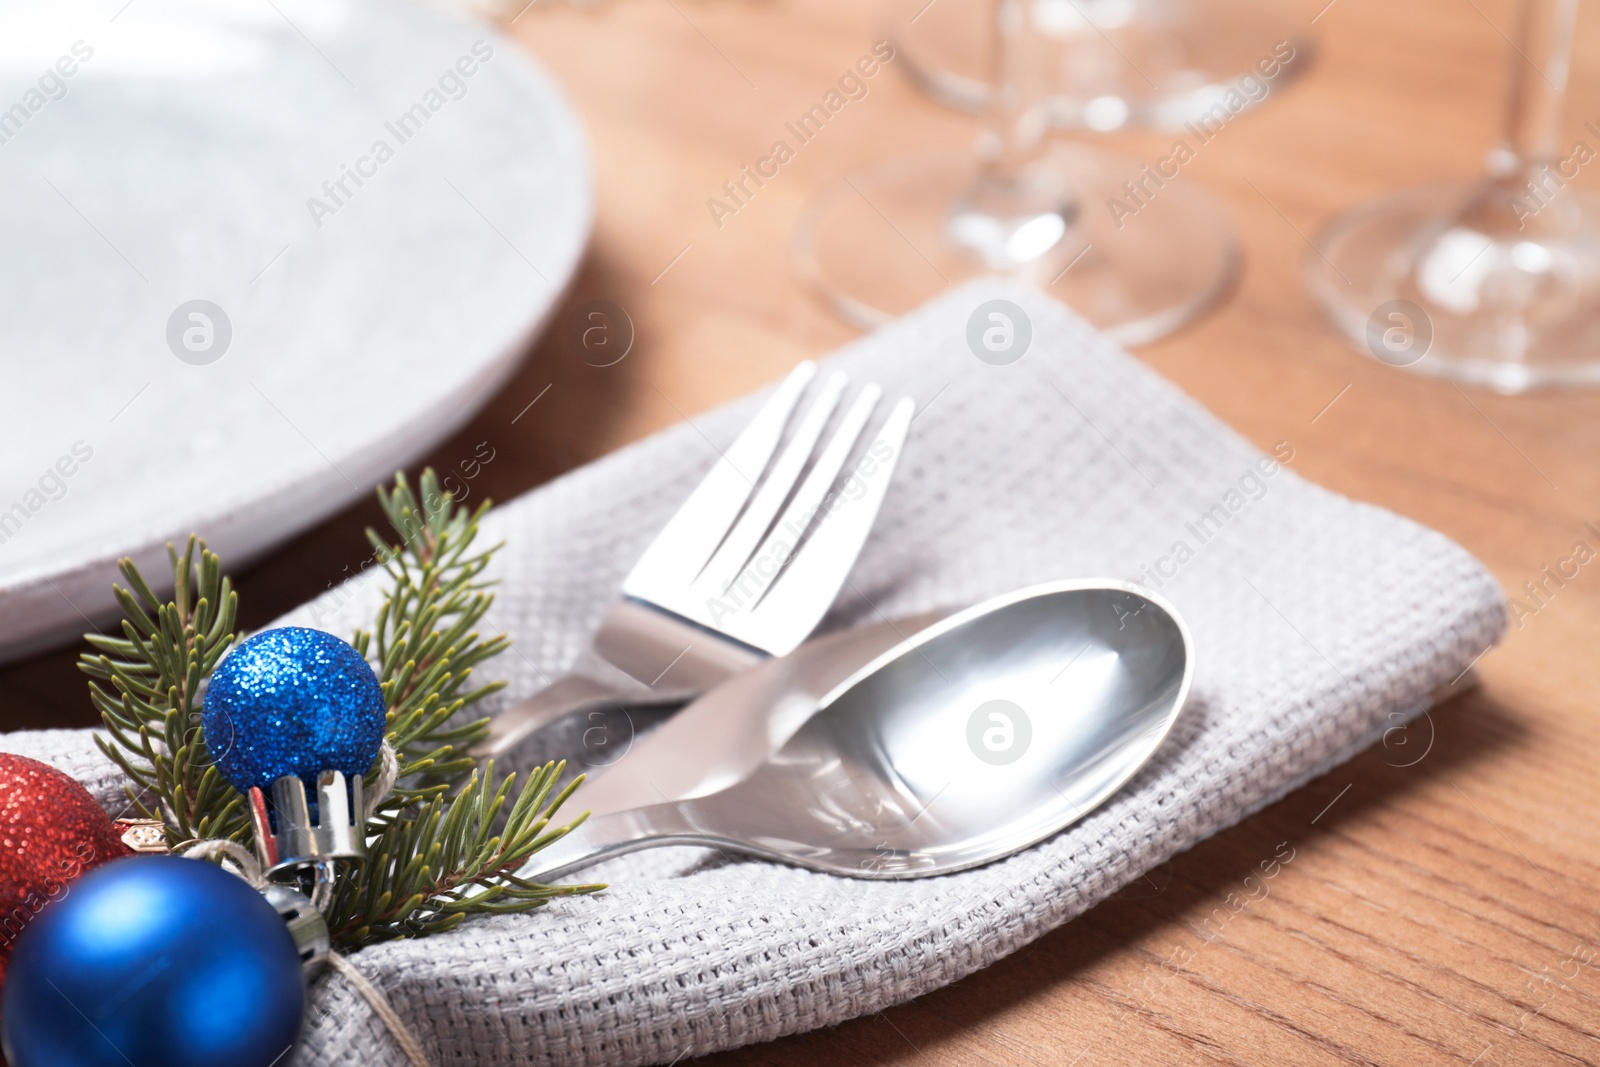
top-left (365, 740), bottom-right (399, 821)
top-left (325, 952), bottom-right (434, 1067)
top-left (181, 838), bottom-right (266, 886)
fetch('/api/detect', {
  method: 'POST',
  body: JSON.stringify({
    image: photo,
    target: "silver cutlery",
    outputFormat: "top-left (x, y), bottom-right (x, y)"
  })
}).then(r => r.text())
top-left (480, 361), bottom-right (915, 761)
top-left (573, 608), bottom-right (953, 818)
top-left (522, 579), bottom-right (1194, 881)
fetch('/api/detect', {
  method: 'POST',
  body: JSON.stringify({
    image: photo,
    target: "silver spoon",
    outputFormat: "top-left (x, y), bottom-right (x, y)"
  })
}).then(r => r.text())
top-left (524, 579), bottom-right (1193, 881)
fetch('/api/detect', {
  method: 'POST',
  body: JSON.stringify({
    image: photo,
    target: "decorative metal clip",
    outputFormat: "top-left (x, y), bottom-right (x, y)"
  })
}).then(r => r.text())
top-left (113, 818), bottom-right (170, 854)
top-left (246, 769), bottom-right (366, 879)
top-left (263, 883), bottom-right (331, 979)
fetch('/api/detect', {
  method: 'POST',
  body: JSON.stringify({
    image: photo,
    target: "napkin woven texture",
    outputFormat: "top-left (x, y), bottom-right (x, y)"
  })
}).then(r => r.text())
top-left (3, 281), bottom-right (1506, 1066)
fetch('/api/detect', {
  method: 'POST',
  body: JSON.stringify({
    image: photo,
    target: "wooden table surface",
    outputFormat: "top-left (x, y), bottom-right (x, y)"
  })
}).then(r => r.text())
top-left (8, 0), bottom-right (1600, 1062)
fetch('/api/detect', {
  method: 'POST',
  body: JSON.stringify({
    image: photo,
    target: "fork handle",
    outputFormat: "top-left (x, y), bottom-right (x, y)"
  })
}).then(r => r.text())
top-left (475, 673), bottom-right (679, 763)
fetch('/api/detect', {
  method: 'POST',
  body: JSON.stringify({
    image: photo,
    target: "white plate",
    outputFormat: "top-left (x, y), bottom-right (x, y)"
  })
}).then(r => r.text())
top-left (0, 0), bottom-right (591, 662)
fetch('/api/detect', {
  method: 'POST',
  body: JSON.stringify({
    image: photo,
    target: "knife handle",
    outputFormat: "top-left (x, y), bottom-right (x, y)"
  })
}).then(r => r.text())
top-left (473, 673), bottom-right (669, 763)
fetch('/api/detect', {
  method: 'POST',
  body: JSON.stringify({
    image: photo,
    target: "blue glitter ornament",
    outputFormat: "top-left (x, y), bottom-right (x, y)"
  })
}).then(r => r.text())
top-left (204, 627), bottom-right (387, 878)
top-left (1, 856), bottom-right (305, 1067)
top-left (203, 626), bottom-right (386, 791)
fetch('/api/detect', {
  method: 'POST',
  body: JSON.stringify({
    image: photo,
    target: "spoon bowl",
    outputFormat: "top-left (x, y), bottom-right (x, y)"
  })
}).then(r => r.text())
top-left (524, 579), bottom-right (1193, 881)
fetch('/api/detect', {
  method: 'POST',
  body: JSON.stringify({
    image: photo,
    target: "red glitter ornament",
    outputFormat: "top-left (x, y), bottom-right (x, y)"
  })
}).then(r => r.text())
top-left (0, 754), bottom-right (131, 985)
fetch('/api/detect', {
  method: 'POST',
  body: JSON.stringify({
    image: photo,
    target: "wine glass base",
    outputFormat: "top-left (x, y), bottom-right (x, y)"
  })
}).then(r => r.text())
top-left (793, 147), bottom-right (1238, 345)
top-left (1306, 182), bottom-right (1600, 393)
top-left (889, 0), bottom-right (1314, 132)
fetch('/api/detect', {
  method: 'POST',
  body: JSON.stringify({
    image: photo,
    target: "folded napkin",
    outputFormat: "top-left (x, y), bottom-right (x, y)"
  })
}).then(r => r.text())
top-left (4, 281), bottom-right (1505, 1066)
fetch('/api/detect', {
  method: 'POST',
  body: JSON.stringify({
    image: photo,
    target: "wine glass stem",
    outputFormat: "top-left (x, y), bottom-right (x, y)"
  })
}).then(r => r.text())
top-left (1497, 0), bottom-right (1580, 174)
top-left (981, 0), bottom-right (1048, 185)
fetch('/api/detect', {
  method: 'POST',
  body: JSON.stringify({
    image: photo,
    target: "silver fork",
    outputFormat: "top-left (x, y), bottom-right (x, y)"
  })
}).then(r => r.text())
top-left (478, 361), bottom-right (914, 760)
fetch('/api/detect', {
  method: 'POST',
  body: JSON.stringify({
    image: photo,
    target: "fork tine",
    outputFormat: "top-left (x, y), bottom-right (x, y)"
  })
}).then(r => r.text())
top-left (741, 395), bottom-right (915, 654)
top-left (624, 361), bottom-right (816, 602)
top-left (730, 382), bottom-right (881, 610)
top-left (694, 371), bottom-right (849, 598)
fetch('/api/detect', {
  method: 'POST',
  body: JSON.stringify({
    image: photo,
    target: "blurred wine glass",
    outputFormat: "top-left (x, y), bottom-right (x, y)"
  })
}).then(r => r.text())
top-left (1306, 0), bottom-right (1600, 392)
top-left (793, 0), bottom-right (1238, 342)
top-left (889, 0), bottom-right (1315, 132)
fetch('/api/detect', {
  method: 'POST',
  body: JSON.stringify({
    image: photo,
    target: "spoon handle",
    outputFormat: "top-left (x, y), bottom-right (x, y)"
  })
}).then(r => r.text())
top-left (518, 802), bottom-right (712, 882)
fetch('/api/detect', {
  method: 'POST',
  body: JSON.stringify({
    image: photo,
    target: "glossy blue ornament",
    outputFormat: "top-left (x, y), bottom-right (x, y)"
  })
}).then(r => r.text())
top-left (1, 856), bottom-right (305, 1067)
top-left (203, 626), bottom-right (386, 792)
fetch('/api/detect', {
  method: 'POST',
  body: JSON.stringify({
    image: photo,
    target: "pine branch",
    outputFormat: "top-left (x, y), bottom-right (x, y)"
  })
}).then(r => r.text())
top-left (330, 468), bottom-right (602, 947)
top-left (325, 759), bottom-right (596, 947)
top-left (79, 537), bottom-right (246, 848)
top-left (355, 469), bottom-right (509, 799)
top-left (82, 470), bottom-right (601, 953)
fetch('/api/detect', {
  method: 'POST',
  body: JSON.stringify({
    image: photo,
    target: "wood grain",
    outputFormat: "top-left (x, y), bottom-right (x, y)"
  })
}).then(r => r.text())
top-left (7, 0), bottom-right (1600, 1062)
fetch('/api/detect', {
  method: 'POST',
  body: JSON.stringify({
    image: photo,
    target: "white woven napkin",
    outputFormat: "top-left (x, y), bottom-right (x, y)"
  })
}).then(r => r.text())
top-left (3, 280), bottom-right (1506, 1066)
